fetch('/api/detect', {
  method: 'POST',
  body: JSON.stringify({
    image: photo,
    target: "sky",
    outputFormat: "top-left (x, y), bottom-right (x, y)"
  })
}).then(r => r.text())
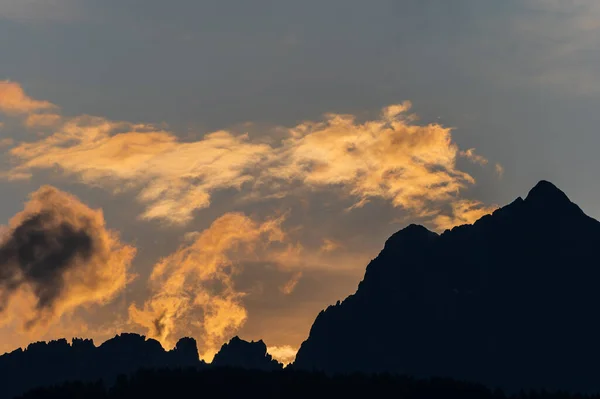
top-left (0, 0), bottom-right (599, 364)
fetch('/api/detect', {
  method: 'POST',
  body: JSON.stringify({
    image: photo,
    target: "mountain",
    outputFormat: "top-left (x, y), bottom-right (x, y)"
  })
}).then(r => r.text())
top-left (212, 336), bottom-right (283, 371)
top-left (293, 181), bottom-right (600, 393)
top-left (0, 333), bottom-right (205, 399)
top-left (0, 333), bottom-right (286, 398)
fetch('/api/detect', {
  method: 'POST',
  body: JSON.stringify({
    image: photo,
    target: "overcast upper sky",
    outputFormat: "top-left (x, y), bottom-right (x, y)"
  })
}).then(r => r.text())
top-left (0, 0), bottom-right (599, 363)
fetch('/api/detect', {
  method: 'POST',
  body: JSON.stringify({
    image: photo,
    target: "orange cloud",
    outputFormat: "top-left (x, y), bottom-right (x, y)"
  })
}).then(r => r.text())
top-left (129, 212), bottom-right (286, 361)
top-left (0, 81), bottom-right (57, 116)
top-left (460, 148), bottom-right (489, 166)
top-left (266, 102), bottom-right (479, 217)
top-left (267, 345), bottom-right (298, 365)
top-left (0, 186), bottom-right (136, 332)
top-left (433, 199), bottom-right (498, 231)
top-left (8, 116), bottom-right (272, 225)
top-left (279, 272), bottom-right (303, 295)
top-left (320, 238), bottom-right (341, 253)
top-left (25, 113), bottom-right (62, 128)
top-left (5, 83), bottom-right (495, 228)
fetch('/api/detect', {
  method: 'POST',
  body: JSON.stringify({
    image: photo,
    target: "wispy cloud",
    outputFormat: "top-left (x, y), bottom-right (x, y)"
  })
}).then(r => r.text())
top-left (460, 148), bottom-right (488, 166)
top-left (0, 81), bottom-right (57, 116)
top-left (3, 82), bottom-right (496, 231)
top-left (433, 199), bottom-right (498, 232)
top-left (25, 113), bottom-right (62, 129)
top-left (264, 102), bottom-right (487, 221)
top-left (319, 239), bottom-right (342, 253)
top-left (495, 163), bottom-right (505, 178)
top-left (279, 272), bottom-right (303, 295)
top-left (7, 117), bottom-right (271, 224)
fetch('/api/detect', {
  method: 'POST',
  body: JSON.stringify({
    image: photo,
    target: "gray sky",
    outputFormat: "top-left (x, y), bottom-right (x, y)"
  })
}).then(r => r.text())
top-left (0, 0), bottom-right (599, 363)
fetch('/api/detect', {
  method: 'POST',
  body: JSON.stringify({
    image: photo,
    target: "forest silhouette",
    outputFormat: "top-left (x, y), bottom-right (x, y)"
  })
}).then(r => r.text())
top-left (17, 368), bottom-right (591, 399)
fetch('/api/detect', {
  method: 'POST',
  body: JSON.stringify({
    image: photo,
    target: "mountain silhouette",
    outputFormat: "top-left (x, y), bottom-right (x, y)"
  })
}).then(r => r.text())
top-left (212, 336), bottom-right (283, 371)
top-left (293, 181), bottom-right (600, 393)
top-left (0, 333), bottom-right (205, 398)
top-left (0, 333), bottom-right (287, 398)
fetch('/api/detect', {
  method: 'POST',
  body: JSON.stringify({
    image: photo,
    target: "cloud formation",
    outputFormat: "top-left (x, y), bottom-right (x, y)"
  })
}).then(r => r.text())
top-left (460, 148), bottom-right (489, 166)
top-left (265, 102), bottom-right (484, 219)
top-left (279, 272), bottom-right (302, 295)
top-left (25, 113), bottom-right (62, 129)
top-left (0, 186), bottom-right (136, 331)
top-left (267, 345), bottom-right (298, 365)
top-left (3, 84), bottom-right (496, 230)
top-left (8, 116), bottom-right (271, 225)
top-left (433, 199), bottom-right (498, 231)
top-left (495, 163), bottom-right (505, 178)
top-left (0, 81), bottom-right (56, 116)
top-left (319, 239), bottom-right (342, 253)
top-left (129, 212), bottom-right (286, 361)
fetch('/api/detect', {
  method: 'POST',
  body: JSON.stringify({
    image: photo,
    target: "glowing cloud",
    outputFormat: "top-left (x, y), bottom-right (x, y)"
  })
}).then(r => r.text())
top-left (129, 212), bottom-right (286, 361)
top-left (280, 272), bottom-right (303, 295)
top-left (0, 186), bottom-right (136, 331)
top-left (267, 345), bottom-right (298, 365)
top-left (0, 81), bottom-right (57, 116)
top-left (320, 239), bottom-right (341, 253)
top-left (460, 148), bottom-right (489, 166)
top-left (9, 117), bottom-right (272, 224)
top-left (5, 83), bottom-right (494, 230)
top-left (266, 102), bottom-right (479, 218)
top-left (433, 199), bottom-right (498, 231)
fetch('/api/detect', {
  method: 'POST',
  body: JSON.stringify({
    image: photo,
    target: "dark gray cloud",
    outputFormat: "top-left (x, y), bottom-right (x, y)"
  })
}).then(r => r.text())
top-left (0, 211), bottom-right (93, 312)
top-left (0, 186), bottom-right (136, 330)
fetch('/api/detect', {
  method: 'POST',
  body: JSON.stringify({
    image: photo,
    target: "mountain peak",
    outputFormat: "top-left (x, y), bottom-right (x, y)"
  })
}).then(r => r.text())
top-left (212, 337), bottom-right (282, 371)
top-left (384, 224), bottom-right (437, 250)
top-left (525, 180), bottom-right (571, 206)
top-left (294, 179), bottom-right (600, 392)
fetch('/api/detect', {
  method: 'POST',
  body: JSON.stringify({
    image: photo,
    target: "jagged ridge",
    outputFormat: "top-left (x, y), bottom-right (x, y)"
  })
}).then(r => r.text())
top-left (0, 333), bottom-right (282, 398)
top-left (293, 181), bottom-right (600, 393)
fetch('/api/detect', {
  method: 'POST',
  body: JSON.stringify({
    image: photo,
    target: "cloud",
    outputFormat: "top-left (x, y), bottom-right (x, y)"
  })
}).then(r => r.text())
top-left (5, 83), bottom-right (493, 229)
top-left (8, 116), bottom-right (272, 225)
top-left (0, 186), bottom-right (136, 331)
top-left (0, 81), bottom-right (57, 116)
top-left (279, 272), bottom-right (302, 295)
top-left (25, 113), bottom-right (62, 129)
top-left (0, 138), bottom-right (14, 148)
top-left (433, 199), bottom-right (498, 231)
top-left (265, 102), bottom-right (480, 219)
top-left (319, 238), bottom-right (341, 253)
top-left (495, 163), bottom-right (505, 178)
top-left (460, 148), bottom-right (488, 166)
top-left (129, 212), bottom-right (286, 361)
top-left (267, 345), bottom-right (297, 365)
